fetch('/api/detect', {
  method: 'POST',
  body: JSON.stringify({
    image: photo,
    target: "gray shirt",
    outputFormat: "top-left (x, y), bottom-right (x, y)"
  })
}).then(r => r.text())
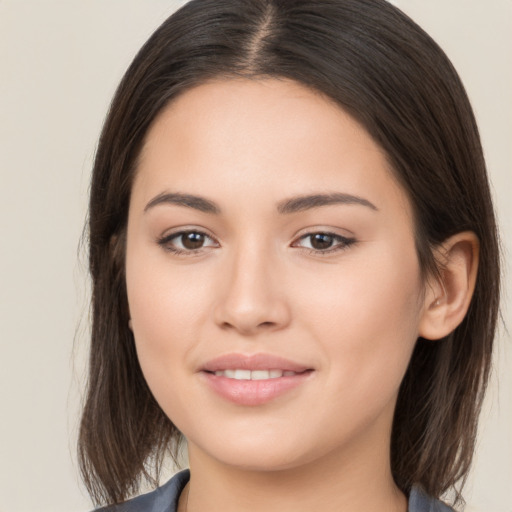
top-left (97, 469), bottom-right (454, 512)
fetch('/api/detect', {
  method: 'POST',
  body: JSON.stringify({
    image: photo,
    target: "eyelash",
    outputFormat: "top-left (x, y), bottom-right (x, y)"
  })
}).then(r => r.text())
top-left (157, 230), bottom-right (356, 257)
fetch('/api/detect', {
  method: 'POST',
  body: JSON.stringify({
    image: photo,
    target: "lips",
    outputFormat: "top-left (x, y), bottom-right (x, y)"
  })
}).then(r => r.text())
top-left (201, 353), bottom-right (311, 373)
top-left (199, 353), bottom-right (314, 406)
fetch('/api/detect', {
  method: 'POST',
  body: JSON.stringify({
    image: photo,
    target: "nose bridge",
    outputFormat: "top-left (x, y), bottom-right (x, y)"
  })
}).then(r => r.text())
top-left (214, 234), bottom-right (290, 334)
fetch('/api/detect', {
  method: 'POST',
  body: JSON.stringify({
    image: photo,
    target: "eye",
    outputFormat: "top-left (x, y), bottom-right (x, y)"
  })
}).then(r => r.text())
top-left (157, 230), bottom-right (219, 255)
top-left (157, 229), bottom-right (354, 256)
top-left (293, 232), bottom-right (356, 255)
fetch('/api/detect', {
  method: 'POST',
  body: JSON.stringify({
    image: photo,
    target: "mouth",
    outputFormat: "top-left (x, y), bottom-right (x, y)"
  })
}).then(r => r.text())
top-left (201, 352), bottom-right (312, 374)
top-left (208, 369), bottom-right (301, 380)
top-left (200, 353), bottom-right (314, 406)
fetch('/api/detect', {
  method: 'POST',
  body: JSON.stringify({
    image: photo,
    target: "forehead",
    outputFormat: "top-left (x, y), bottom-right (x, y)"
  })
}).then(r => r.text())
top-left (140, 78), bottom-right (381, 165)
top-left (133, 78), bottom-right (411, 220)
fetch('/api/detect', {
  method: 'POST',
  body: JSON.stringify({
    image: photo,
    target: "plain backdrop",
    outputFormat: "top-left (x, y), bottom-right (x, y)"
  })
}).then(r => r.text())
top-left (0, 1), bottom-right (510, 511)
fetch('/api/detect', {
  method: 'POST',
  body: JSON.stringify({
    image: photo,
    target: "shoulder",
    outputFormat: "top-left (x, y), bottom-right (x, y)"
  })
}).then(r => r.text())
top-left (409, 485), bottom-right (455, 512)
top-left (93, 469), bottom-right (190, 512)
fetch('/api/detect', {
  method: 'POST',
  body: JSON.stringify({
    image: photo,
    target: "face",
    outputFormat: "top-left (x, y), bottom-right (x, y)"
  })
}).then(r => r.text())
top-left (126, 78), bottom-right (428, 473)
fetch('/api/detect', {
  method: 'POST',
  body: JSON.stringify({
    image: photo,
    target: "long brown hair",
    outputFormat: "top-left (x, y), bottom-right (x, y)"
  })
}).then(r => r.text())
top-left (79, 0), bottom-right (501, 506)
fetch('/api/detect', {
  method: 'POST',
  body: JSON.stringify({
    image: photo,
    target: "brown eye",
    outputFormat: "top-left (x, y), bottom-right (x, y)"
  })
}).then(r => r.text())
top-left (157, 230), bottom-right (218, 254)
top-left (309, 233), bottom-right (335, 250)
top-left (293, 231), bottom-right (356, 255)
top-left (181, 232), bottom-right (206, 249)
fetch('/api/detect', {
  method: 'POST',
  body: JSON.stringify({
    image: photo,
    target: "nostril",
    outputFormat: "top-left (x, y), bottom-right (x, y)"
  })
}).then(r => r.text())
top-left (213, 291), bottom-right (291, 335)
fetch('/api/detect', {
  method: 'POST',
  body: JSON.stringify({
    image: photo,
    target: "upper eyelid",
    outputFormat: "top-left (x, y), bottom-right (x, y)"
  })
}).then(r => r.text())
top-left (159, 227), bottom-right (218, 241)
top-left (159, 230), bottom-right (219, 248)
top-left (292, 232), bottom-right (354, 248)
top-left (295, 230), bottom-right (351, 240)
top-left (158, 228), bottom-right (351, 242)
top-left (160, 223), bottom-right (353, 237)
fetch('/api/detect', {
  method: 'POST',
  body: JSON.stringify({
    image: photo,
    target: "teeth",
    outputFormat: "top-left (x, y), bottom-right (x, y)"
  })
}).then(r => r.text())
top-left (234, 369), bottom-right (251, 380)
top-left (252, 370), bottom-right (276, 380)
top-left (213, 369), bottom-right (297, 380)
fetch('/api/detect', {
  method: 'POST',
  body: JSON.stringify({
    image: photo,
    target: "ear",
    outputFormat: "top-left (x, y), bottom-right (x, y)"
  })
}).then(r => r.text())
top-left (419, 231), bottom-right (479, 341)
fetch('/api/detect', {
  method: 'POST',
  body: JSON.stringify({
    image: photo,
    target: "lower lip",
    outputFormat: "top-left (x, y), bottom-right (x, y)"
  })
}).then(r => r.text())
top-left (201, 371), bottom-right (313, 406)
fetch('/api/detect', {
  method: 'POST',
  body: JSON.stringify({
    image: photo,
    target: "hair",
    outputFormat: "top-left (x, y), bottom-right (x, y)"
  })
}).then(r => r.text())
top-left (79, 0), bottom-right (500, 507)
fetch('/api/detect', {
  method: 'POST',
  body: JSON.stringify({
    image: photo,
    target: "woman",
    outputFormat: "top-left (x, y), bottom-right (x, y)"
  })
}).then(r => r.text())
top-left (78, 1), bottom-right (500, 511)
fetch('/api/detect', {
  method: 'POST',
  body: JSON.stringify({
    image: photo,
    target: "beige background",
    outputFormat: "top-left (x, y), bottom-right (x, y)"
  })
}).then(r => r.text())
top-left (0, 1), bottom-right (510, 511)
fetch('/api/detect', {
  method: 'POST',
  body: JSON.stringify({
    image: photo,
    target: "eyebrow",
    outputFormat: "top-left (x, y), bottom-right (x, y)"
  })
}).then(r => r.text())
top-left (144, 192), bottom-right (221, 214)
top-left (144, 191), bottom-right (378, 215)
top-left (277, 193), bottom-right (378, 214)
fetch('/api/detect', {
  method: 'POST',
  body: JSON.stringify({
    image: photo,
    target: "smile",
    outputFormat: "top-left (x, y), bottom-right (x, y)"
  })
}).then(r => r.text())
top-left (200, 354), bottom-right (314, 406)
top-left (212, 369), bottom-right (298, 380)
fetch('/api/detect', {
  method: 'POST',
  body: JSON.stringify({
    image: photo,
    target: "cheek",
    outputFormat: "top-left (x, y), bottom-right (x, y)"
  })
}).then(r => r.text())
top-left (125, 256), bottom-right (216, 425)
top-left (129, 269), bottom-right (201, 331)
top-left (294, 243), bottom-right (423, 404)
top-left (125, 243), bottom-right (211, 380)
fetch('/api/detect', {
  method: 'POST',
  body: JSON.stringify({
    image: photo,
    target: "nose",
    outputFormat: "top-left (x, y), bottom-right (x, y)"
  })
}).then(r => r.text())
top-left (213, 244), bottom-right (291, 336)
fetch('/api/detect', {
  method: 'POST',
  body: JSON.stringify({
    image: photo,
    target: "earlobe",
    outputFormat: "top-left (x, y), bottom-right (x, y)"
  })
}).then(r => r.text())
top-left (419, 231), bottom-right (479, 341)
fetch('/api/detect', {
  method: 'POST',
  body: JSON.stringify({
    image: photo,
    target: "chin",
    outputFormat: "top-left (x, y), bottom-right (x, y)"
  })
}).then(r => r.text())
top-left (186, 429), bottom-right (294, 466)
top-left (215, 451), bottom-right (308, 473)
top-left (188, 430), bottom-right (325, 473)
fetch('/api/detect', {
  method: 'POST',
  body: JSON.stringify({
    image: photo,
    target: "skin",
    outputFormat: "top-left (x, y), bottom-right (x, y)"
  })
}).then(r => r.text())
top-left (125, 78), bottom-right (477, 512)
